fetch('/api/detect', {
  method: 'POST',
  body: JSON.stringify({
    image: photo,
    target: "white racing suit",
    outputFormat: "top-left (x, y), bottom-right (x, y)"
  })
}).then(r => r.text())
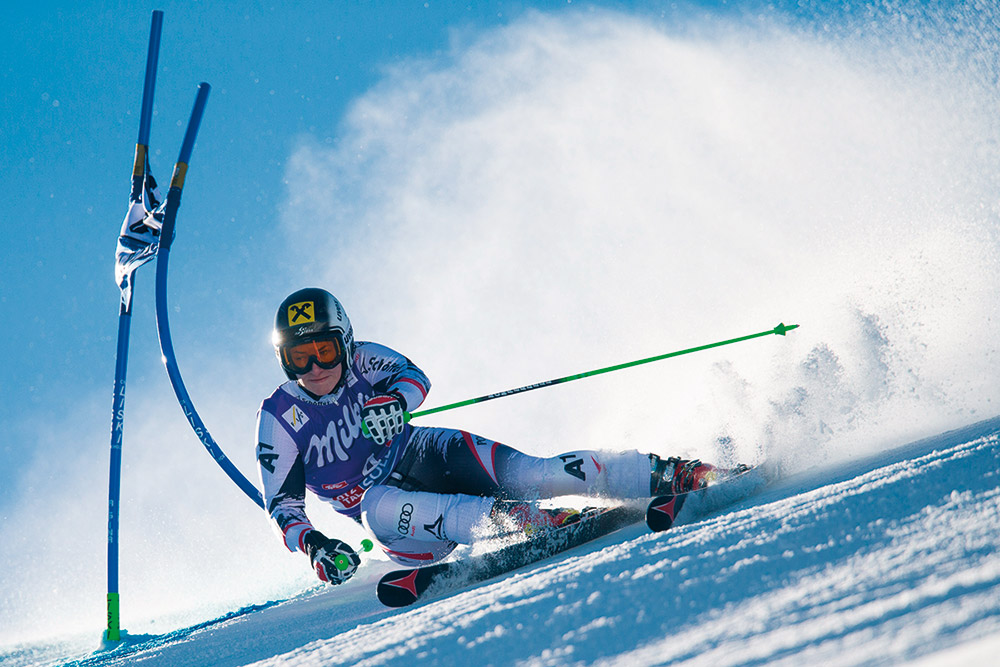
top-left (256, 341), bottom-right (654, 566)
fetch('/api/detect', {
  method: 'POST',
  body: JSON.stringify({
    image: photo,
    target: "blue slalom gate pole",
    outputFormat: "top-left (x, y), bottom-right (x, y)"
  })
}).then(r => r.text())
top-left (130, 10), bottom-right (162, 203)
top-left (106, 297), bottom-right (132, 644)
top-left (107, 9), bottom-right (163, 644)
top-left (154, 83), bottom-right (265, 509)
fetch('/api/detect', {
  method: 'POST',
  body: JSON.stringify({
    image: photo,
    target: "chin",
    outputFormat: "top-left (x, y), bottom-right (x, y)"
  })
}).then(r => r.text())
top-left (302, 378), bottom-right (336, 395)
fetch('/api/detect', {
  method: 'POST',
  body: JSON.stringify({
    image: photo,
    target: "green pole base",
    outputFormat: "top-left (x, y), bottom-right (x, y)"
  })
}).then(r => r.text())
top-left (106, 593), bottom-right (120, 643)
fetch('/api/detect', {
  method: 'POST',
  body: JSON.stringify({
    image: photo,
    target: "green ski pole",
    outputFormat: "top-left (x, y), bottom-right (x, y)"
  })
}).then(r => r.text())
top-left (362, 322), bottom-right (798, 435)
top-left (408, 322), bottom-right (798, 420)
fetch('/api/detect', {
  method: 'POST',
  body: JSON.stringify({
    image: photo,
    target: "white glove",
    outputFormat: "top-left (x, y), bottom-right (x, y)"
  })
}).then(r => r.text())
top-left (303, 530), bottom-right (360, 585)
top-left (361, 394), bottom-right (406, 445)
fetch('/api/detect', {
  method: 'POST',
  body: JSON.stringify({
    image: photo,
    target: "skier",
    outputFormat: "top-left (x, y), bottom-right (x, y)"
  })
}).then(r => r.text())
top-left (256, 287), bottom-right (726, 585)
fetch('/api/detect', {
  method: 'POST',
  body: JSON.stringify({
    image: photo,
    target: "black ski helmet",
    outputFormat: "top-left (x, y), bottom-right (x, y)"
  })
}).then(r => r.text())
top-left (272, 287), bottom-right (355, 381)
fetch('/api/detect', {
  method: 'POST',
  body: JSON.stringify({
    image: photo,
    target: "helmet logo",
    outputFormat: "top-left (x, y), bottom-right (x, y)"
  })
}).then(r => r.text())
top-left (288, 301), bottom-right (315, 325)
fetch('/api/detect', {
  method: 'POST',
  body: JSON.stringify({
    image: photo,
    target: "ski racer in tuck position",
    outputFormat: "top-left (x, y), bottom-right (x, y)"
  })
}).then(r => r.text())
top-left (256, 287), bottom-right (728, 584)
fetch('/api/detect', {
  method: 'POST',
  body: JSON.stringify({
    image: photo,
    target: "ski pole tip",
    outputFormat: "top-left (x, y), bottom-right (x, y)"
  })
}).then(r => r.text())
top-left (773, 323), bottom-right (800, 336)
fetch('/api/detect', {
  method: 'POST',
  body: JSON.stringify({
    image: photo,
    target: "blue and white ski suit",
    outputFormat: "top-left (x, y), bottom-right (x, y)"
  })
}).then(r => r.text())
top-left (256, 341), bottom-right (652, 566)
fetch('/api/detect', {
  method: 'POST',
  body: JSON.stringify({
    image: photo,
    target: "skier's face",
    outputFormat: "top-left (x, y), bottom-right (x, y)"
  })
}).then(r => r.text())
top-left (297, 360), bottom-right (343, 396)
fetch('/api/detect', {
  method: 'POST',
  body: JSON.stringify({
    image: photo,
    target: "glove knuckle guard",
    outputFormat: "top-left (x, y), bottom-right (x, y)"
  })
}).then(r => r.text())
top-left (362, 394), bottom-right (404, 445)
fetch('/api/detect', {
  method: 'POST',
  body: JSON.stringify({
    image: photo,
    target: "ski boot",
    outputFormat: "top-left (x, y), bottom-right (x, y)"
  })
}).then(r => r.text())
top-left (650, 455), bottom-right (724, 495)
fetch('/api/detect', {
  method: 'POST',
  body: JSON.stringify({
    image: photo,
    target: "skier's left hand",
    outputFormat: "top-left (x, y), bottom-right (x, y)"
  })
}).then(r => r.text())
top-left (361, 393), bottom-right (406, 445)
top-left (303, 530), bottom-right (360, 585)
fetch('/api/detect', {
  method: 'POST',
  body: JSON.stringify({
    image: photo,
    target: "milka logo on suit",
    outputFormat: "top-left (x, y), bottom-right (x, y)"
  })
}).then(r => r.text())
top-left (305, 399), bottom-right (366, 466)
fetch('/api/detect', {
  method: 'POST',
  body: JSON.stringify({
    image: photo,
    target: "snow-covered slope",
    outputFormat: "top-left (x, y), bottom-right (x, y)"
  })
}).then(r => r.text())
top-left (33, 416), bottom-right (996, 666)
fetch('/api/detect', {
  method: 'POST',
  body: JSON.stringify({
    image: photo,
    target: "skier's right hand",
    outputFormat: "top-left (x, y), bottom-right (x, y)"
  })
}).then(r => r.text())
top-left (361, 393), bottom-right (406, 445)
top-left (302, 530), bottom-right (360, 585)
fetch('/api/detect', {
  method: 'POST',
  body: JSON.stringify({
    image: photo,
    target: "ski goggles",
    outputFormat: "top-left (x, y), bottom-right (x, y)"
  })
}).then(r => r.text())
top-left (278, 335), bottom-right (345, 376)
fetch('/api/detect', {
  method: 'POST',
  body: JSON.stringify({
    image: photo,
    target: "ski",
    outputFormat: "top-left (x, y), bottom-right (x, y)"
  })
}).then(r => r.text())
top-left (645, 464), bottom-right (766, 531)
top-left (376, 504), bottom-right (644, 607)
top-left (376, 465), bottom-right (767, 608)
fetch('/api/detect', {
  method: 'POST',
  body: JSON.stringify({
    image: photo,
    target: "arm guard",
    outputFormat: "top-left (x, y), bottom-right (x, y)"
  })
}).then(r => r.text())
top-left (256, 408), bottom-right (314, 552)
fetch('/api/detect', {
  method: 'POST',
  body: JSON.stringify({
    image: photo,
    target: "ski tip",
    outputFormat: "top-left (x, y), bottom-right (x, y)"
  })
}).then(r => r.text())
top-left (377, 569), bottom-right (427, 608)
top-left (645, 494), bottom-right (685, 532)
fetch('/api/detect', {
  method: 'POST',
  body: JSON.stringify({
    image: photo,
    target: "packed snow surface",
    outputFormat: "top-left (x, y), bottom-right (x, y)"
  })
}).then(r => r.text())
top-left (7, 417), bottom-right (998, 666)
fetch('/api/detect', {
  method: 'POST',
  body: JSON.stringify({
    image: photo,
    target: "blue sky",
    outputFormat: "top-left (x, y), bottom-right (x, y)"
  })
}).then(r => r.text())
top-left (0, 1), bottom-right (523, 435)
top-left (1, 0), bottom-right (631, 489)
top-left (1, 0), bottom-right (997, 514)
top-left (2, 0), bottom-right (996, 514)
top-left (0, 0), bottom-right (775, 502)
